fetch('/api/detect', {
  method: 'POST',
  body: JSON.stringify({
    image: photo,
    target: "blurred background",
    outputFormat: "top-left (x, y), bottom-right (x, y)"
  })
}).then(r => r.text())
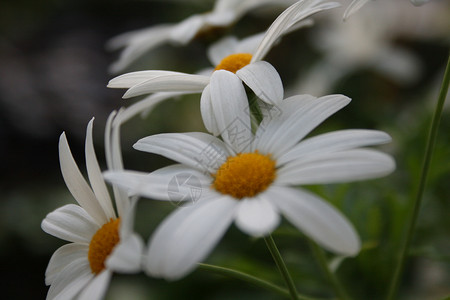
top-left (0, 0), bottom-right (449, 299)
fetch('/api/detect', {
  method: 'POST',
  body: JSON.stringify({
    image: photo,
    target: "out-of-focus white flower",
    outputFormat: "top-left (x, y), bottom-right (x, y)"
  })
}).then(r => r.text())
top-left (109, 0), bottom-right (339, 134)
top-left (290, 0), bottom-right (430, 97)
top-left (108, 0), bottom-right (297, 73)
top-left (41, 114), bottom-right (144, 300)
top-left (105, 70), bottom-right (395, 280)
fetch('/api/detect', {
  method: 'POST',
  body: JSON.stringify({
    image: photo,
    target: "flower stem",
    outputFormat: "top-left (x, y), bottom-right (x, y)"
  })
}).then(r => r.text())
top-left (308, 239), bottom-right (352, 300)
top-left (386, 52), bottom-right (450, 300)
top-left (264, 235), bottom-right (299, 300)
top-left (198, 263), bottom-right (291, 298)
top-left (198, 263), bottom-right (329, 300)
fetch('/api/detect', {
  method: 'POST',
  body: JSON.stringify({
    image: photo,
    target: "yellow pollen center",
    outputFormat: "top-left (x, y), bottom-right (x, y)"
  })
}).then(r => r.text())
top-left (213, 151), bottom-right (276, 199)
top-left (88, 218), bottom-right (120, 274)
top-left (215, 53), bottom-right (253, 73)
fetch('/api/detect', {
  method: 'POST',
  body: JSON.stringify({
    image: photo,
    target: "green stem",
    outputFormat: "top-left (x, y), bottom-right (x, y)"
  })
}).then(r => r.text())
top-left (386, 52), bottom-right (450, 300)
top-left (198, 263), bottom-right (330, 300)
top-left (264, 235), bottom-right (299, 300)
top-left (308, 240), bottom-right (352, 300)
top-left (198, 263), bottom-right (290, 298)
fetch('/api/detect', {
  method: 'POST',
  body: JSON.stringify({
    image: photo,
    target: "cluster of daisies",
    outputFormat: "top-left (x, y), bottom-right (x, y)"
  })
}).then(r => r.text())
top-left (40, 0), bottom-right (418, 299)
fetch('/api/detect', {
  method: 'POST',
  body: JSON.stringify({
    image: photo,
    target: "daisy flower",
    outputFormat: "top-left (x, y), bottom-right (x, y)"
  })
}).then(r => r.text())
top-left (105, 70), bottom-right (395, 280)
top-left (292, 1), bottom-right (422, 97)
top-left (108, 0), bottom-right (340, 135)
top-left (41, 114), bottom-right (144, 300)
top-left (108, 0), bottom-right (296, 73)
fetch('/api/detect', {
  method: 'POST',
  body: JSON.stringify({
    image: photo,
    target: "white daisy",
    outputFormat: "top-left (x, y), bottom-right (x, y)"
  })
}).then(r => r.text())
top-left (104, 70), bottom-right (395, 280)
top-left (41, 114), bottom-right (144, 300)
top-left (108, 0), bottom-right (297, 73)
top-left (292, 1), bottom-right (422, 97)
top-left (108, 0), bottom-right (340, 135)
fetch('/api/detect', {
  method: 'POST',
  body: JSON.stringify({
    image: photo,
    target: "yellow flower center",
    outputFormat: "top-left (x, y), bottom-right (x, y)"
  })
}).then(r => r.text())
top-left (213, 151), bottom-right (276, 199)
top-left (88, 218), bottom-right (120, 274)
top-left (215, 53), bottom-right (253, 73)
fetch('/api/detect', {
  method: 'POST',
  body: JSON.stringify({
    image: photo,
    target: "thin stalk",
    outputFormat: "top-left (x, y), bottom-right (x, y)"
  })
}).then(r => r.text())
top-left (198, 263), bottom-right (290, 298)
top-left (308, 240), bottom-right (352, 300)
top-left (198, 263), bottom-right (330, 300)
top-left (386, 52), bottom-right (450, 300)
top-left (264, 235), bottom-right (299, 300)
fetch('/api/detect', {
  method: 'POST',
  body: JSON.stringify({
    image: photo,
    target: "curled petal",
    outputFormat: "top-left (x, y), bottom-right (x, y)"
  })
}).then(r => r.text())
top-left (269, 186), bottom-right (360, 256)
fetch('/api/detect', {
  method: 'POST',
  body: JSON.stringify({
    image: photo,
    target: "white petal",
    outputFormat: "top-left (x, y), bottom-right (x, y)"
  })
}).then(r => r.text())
top-left (107, 26), bottom-right (161, 50)
top-left (213, 0), bottom-right (242, 12)
top-left (343, 0), bottom-right (372, 21)
top-left (42, 204), bottom-right (99, 243)
top-left (279, 19), bottom-right (314, 37)
top-left (118, 196), bottom-right (137, 239)
top-left (236, 32), bottom-right (265, 54)
top-left (106, 234), bottom-right (144, 273)
top-left (200, 84), bottom-right (221, 136)
top-left (77, 270), bottom-right (112, 300)
top-left (252, 0), bottom-right (339, 62)
top-left (46, 260), bottom-right (93, 300)
top-left (104, 111), bottom-right (116, 173)
top-left (108, 70), bottom-right (183, 88)
top-left (113, 195), bottom-right (142, 271)
top-left (209, 70), bottom-right (253, 153)
top-left (170, 15), bottom-right (205, 44)
top-left (249, 2), bottom-right (301, 62)
top-left (145, 196), bottom-right (237, 280)
top-left (85, 119), bottom-right (116, 220)
top-left (45, 243), bottom-right (89, 286)
top-left (123, 74), bottom-right (209, 98)
top-left (120, 91), bottom-right (191, 124)
top-left (104, 110), bottom-right (130, 219)
top-left (144, 198), bottom-right (205, 278)
top-left (235, 197), bottom-right (280, 237)
top-left (373, 47), bottom-right (421, 84)
top-left (237, 61), bottom-right (283, 104)
top-left (278, 129), bottom-right (392, 165)
top-left (107, 25), bottom-right (172, 73)
top-left (134, 132), bottom-right (230, 173)
top-left (291, 1), bottom-right (341, 23)
top-left (104, 165), bottom-right (210, 202)
top-left (269, 186), bottom-right (360, 256)
top-left (59, 133), bottom-right (108, 225)
top-left (254, 94), bottom-right (351, 158)
top-left (252, 94), bottom-right (315, 151)
top-left (109, 109), bottom-right (131, 218)
top-left (208, 36), bottom-right (239, 66)
top-left (204, 10), bottom-right (237, 26)
top-left (277, 149), bottom-right (396, 185)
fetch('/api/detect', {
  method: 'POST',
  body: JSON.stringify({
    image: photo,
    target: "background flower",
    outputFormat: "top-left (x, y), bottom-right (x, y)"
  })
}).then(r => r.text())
top-left (107, 0), bottom-right (297, 73)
